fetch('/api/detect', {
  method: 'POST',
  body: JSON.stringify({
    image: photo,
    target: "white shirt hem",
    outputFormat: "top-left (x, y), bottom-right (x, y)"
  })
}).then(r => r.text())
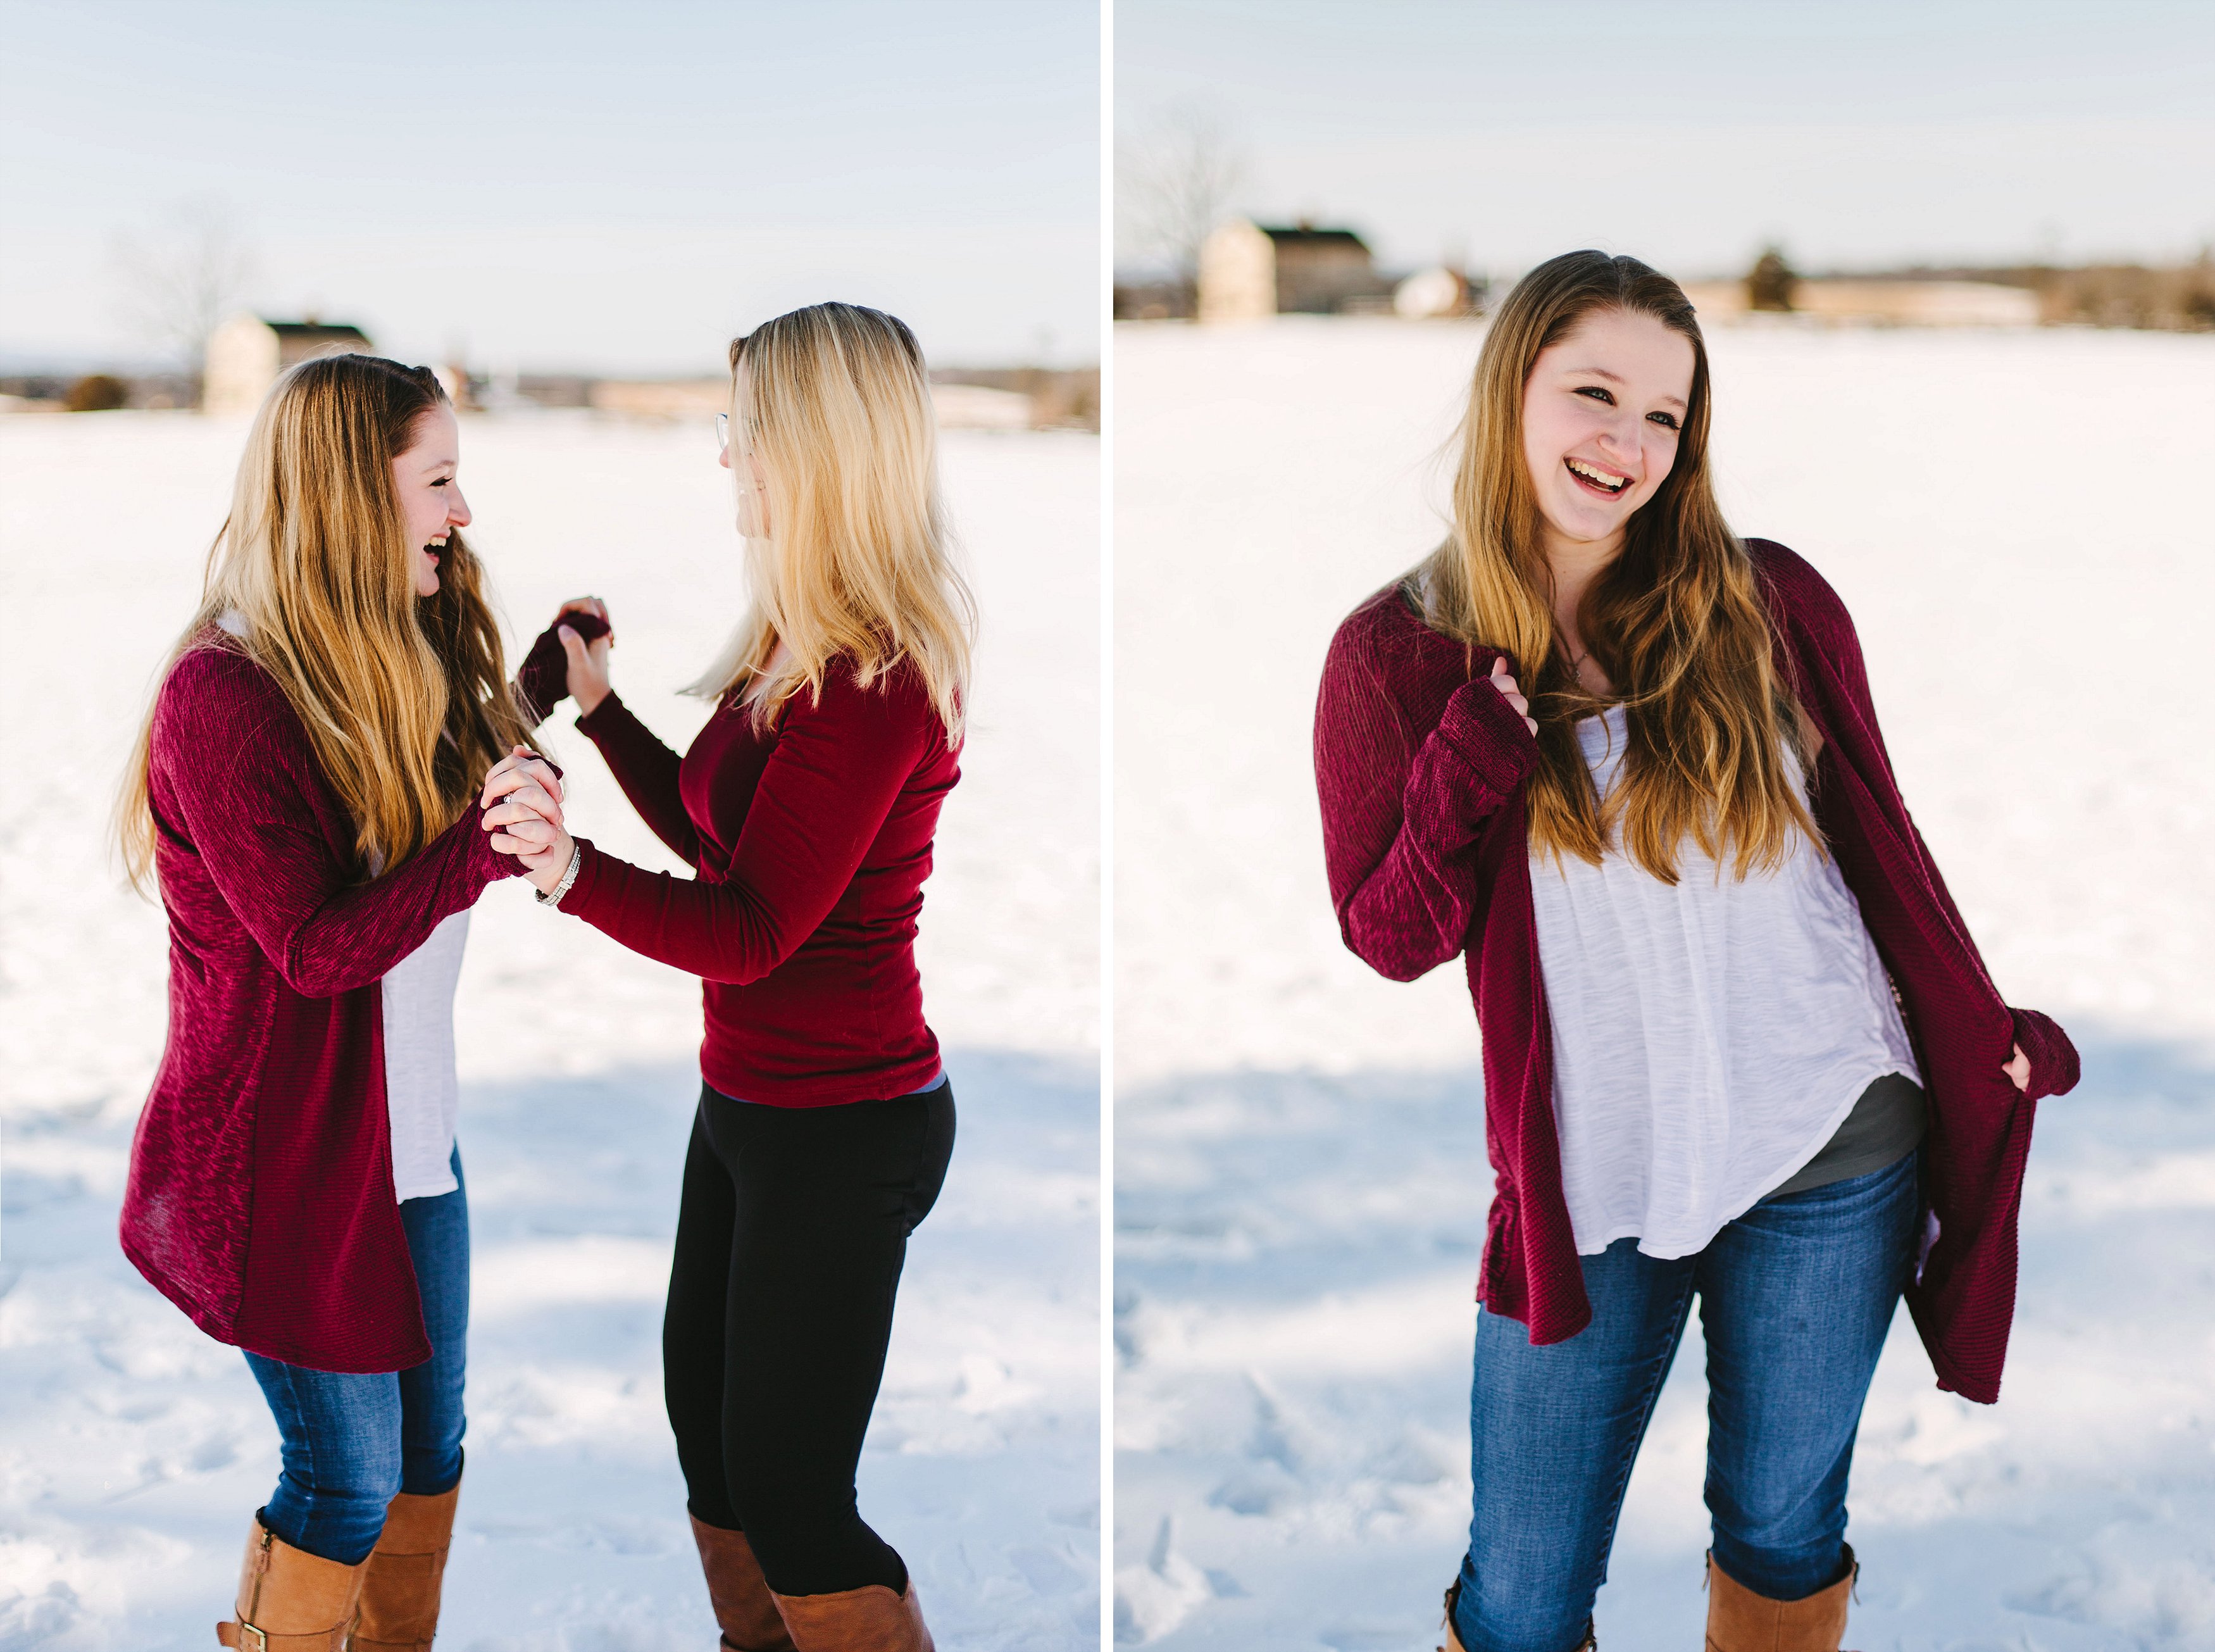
top-left (1569, 1058), bottom-right (1920, 1260)
top-left (394, 1167), bottom-right (460, 1203)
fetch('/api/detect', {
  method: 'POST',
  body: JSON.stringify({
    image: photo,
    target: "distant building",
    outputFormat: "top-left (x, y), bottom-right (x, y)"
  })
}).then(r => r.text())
top-left (1683, 279), bottom-right (2041, 328)
top-left (1394, 266), bottom-right (1483, 319)
top-left (1199, 220), bottom-right (1397, 320)
top-left (204, 315), bottom-right (373, 414)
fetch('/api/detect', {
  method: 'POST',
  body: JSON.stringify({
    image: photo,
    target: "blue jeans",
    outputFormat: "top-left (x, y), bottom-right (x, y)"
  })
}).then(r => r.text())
top-left (1452, 1152), bottom-right (1919, 1652)
top-left (243, 1148), bottom-right (469, 1565)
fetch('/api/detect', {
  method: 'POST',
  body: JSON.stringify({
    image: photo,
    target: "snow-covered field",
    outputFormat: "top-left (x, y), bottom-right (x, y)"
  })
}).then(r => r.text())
top-left (0, 413), bottom-right (1100, 1648)
top-left (1113, 319), bottom-right (2215, 1651)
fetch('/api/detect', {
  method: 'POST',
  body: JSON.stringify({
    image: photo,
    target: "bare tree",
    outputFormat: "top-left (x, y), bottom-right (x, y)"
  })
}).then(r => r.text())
top-left (112, 199), bottom-right (258, 375)
top-left (1117, 104), bottom-right (1245, 282)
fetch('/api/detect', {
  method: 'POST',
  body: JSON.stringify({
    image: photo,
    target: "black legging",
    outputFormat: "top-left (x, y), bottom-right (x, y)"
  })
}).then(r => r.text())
top-left (664, 1079), bottom-right (956, 1596)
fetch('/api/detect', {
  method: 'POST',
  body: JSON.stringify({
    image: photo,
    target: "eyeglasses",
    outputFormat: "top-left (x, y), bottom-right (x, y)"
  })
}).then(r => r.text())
top-left (714, 412), bottom-right (728, 451)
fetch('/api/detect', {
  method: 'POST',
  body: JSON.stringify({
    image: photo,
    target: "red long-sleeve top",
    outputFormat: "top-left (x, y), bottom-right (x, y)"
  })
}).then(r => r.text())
top-left (119, 629), bottom-right (571, 1374)
top-left (561, 660), bottom-right (959, 1107)
top-left (1314, 540), bottom-right (2079, 1404)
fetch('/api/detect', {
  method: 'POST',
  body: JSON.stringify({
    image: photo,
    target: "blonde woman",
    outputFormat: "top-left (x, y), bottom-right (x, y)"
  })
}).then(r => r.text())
top-left (1313, 253), bottom-right (2078, 1651)
top-left (483, 302), bottom-right (973, 1650)
top-left (117, 353), bottom-right (586, 1648)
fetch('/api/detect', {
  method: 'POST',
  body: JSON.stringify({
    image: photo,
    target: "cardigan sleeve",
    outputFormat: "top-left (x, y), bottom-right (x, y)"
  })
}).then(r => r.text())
top-left (558, 669), bottom-right (933, 984)
top-left (1315, 611), bottom-right (1540, 982)
top-left (575, 691), bottom-right (701, 865)
top-left (512, 609), bottom-right (611, 726)
top-left (154, 648), bottom-right (520, 999)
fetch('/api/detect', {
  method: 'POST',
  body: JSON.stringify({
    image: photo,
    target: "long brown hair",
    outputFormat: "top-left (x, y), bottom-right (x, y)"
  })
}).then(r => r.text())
top-left (1414, 249), bottom-right (1815, 882)
top-left (118, 353), bottom-right (536, 892)
top-left (689, 301), bottom-right (974, 746)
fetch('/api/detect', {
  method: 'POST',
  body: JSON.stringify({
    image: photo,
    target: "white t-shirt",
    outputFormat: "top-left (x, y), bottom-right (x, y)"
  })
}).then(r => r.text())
top-left (1530, 706), bottom-right (1920, 1258)
top-left (382, 909), bottom-right (470, 1201)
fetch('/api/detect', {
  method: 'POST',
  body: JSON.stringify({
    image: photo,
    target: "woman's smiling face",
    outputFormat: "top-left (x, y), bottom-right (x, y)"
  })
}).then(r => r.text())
top-left (392, 404), bottom-right (470, 598)
top-left (1520, 307), bottom-right (1695, 558)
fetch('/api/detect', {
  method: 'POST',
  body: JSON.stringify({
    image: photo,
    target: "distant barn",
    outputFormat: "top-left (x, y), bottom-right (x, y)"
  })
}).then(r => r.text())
top-left (204, 316), bottom-right (373, 414)
top-left (1199, 220), bottom-right (1396, 320)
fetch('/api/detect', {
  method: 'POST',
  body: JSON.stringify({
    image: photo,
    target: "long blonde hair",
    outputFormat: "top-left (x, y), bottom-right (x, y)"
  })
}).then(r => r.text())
top-left (690, 302), bottom-right (974, 745)
top-left (1415, 249), bottom-right (1816, 882)
top-left (118, 353), bottom-right (536, 894)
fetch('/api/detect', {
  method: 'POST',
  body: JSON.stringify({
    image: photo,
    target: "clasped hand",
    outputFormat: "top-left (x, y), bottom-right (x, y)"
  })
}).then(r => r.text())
top-left (481, 746), bottom-right (575, 896)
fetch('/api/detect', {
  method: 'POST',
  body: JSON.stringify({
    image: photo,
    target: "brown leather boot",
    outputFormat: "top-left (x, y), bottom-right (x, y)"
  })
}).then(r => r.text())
top-left (214, 1515), bottom-right (366, 1649)
top-left (1705, 1548), bottom-right (1856, 1652)
top-left (771, 1577), bottom-right (933, 1652)
top-left (353, 1482), bottom-right (461, 1650)
top-left (1437, 1580), bottom-right (1595, 1651)
top-left (690, 1515), bottom-right (797, 1651)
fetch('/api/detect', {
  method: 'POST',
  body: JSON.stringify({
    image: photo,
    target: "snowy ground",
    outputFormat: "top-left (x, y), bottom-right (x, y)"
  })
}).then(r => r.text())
top-left (1113, 319), bottom-right (2215, 1651)
top-left (0, 413), bottom-right (1100, 1648)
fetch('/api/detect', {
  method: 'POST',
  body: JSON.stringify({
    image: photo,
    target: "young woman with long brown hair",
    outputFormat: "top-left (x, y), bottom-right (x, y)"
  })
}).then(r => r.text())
top-left (482, 301), bottom-right (974, 1651)
top-left (1313, 252), bottom-right (2079, 1652)
top-left (117, 352), bottom-right (587, 1649)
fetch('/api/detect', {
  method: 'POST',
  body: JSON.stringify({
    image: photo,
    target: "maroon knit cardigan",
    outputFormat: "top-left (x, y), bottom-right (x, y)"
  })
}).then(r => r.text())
top-left (1314, 540), bottom-right (2079, 1404)
top-left (118, 624), bottom-right (570, 1374)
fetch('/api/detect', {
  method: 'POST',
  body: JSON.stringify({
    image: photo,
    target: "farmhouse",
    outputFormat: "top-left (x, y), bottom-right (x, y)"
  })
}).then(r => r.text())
top-left (1199, 219), bottom-right (1396, 320)
top-left (204, 315), bottom-right (373, 414)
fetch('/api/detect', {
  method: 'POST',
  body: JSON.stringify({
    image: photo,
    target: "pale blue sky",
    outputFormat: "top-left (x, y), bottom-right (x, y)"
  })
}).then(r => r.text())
top-left (0, 0), bottom-right (1099, 371)
top-left (1116, 0), bottom-right (2214, 279)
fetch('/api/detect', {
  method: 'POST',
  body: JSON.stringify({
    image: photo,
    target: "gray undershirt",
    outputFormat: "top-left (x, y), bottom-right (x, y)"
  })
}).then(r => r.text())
top-left (1766, 1071), bottom-right (1928, 1198)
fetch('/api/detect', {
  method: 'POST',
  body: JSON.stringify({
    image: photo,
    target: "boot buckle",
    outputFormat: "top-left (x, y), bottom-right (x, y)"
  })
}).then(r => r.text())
top-left (238, 1627), bottom-right (268, 1652)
